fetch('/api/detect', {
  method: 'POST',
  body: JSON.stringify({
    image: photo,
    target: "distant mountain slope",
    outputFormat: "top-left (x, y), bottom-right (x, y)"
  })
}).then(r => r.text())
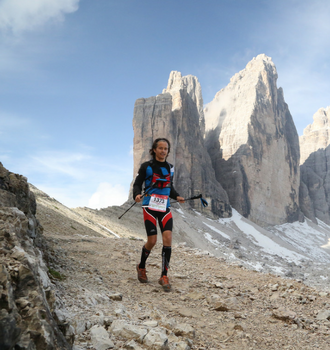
top-left (30, 185), bottom-right (330, 291)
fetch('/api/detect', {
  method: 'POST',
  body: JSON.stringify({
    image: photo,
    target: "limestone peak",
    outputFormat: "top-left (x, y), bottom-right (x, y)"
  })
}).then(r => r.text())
top-left (204, 54), bottom-right (300, 226)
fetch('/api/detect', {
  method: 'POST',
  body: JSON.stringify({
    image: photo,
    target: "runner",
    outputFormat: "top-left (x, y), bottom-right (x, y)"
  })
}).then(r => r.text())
top-left (133, 138), bottom-right (185, 291)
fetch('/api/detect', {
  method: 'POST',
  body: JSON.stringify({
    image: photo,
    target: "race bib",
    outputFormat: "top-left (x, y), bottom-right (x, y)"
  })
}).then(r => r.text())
top-left (148, 194), bottom-right (168, 212)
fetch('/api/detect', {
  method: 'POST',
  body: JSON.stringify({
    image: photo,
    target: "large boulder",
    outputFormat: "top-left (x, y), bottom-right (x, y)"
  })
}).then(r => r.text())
top-left (0, 163), bottom-right (37, 237)
top-left (132, 71), bottom-right (231, 218)
top-left (299, 106), bottom-right (330, 223)
top-left (204, 54), bottom-right (300, 226)
top-left (0, 162), bottom-right (72, 349)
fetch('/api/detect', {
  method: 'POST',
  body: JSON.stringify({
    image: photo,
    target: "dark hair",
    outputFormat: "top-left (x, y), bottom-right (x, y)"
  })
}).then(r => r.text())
top-left (149, 138), bottom-right (171, 158)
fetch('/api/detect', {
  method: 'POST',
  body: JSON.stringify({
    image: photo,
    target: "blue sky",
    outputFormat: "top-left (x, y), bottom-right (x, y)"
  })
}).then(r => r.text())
top-left (0, 0), bottom-right (329, 209)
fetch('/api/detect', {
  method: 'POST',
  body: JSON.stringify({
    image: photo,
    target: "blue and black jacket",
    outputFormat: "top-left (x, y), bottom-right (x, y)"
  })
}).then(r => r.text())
top-left (133, 159), bottom-right (180, 208)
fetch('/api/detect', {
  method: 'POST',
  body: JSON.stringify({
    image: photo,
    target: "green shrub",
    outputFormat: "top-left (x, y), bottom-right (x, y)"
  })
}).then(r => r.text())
top-left (48, 267), bottom-right (65, 280)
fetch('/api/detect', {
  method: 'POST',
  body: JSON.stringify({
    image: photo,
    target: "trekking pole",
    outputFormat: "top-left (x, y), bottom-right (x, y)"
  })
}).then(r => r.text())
top-left (118, 190), bottom-right (149, 220)
top-left (118, 201), bottom-right (138, 220)
top-left (118, 179), bottom-right (168, 220)
top-left (171, 194), bottom-right (208, 207)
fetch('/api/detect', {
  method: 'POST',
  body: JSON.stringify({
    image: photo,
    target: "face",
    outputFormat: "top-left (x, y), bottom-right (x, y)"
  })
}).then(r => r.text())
top-left (154, 141), bottom-right (169, 162)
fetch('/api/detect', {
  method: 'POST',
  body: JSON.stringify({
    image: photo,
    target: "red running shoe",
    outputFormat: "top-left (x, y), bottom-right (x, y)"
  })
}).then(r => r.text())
top-left (136, 264), bottom-right (148, 283)
top-left (158, 275), bottom-right (171, 292)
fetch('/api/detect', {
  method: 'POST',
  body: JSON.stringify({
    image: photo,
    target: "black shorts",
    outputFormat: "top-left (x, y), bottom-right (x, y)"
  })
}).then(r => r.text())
top-left (143, 207), bottom-right (173, 236)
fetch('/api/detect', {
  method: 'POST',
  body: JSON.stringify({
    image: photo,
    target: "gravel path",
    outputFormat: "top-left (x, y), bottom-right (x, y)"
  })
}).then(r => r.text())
top-left (32, 186), bottom-right (330, 349)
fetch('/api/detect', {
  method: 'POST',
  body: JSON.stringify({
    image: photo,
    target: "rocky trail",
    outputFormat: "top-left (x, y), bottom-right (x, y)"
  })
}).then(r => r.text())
top-left (34, 193), bottom-right (330, 350)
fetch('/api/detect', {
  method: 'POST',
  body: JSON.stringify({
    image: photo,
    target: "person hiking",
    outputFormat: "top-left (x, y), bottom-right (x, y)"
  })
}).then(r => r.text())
top-left (133, 138), bottom-right (185, 291)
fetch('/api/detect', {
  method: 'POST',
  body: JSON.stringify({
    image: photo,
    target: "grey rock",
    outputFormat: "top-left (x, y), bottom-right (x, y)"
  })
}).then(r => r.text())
top-left (0, 310), bottom-right (21, 350)
top-left (316, 310), bottom-right (330, 320)
top-left (90, 325), bottom-right (114, 350)
top-left (142, 320), bottom-right (159, 328)
top-left (0, 163), bottom-right (72, 349)
top-left (73, 345), bottom-right (86, 350)
top-left (54, 308), bottom-right (68, 325)
top-left (114, 304), bottom-right (127, 316)
top-left (207, 294), bottom-right (240, 312)
top-left (204, 54), bottom-right (300, 226)
top-left (272, 307), bottom-right (297, 321)
top-left (177, 308), bottom-right (200, 318)
top-left (143, 328), bottom-right (169, 350)
top-left (110, 320), bottom-right (147, 343)
top-left (108, 292), bottom-right (122, 301)
top-left (170, 341), bottom-right (191, 350)
top-left (90, 315), bottom-right (105, 327)
top-left (104, 316), bottom-right (114, 327)
top-left (125, 340), bottom-right (144, 350)
top-left (73, 318), bottom-right (87, 335)
top-left (132, 72), bottom-right (231, 218)
top-left (299, 106), bottom-right (330, 223)
top-left (173, 323), bottom-right (195, 338)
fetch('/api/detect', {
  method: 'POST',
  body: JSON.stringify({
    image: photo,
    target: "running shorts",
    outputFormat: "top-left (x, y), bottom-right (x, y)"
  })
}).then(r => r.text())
top-left (143, 207), bottom-right (173, 236)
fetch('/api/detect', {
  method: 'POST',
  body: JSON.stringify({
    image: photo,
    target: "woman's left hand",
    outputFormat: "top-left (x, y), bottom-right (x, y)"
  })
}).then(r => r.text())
top-left (177, 196), bottom-right (185, 203)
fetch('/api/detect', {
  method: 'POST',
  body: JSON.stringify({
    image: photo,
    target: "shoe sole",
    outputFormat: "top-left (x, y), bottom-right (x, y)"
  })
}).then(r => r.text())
top-left (158, 279), bottom-right (171, 292)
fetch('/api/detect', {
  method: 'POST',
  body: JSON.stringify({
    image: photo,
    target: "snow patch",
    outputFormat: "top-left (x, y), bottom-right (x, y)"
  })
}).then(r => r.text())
top-left (175, 208), bottom-right (185, 216)
top-left (203, 222), bottom-right (231, 240)
top-left (204, 232), bottom-right (221, 246)
top-left (228, 210), bottom-right (304, 263)
top-left (98, 224), bottom-right (120, 238)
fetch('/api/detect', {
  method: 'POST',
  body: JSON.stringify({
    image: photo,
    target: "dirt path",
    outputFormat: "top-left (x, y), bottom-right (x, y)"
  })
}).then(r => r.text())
top-left (32, 188), bottom-right (330, 350)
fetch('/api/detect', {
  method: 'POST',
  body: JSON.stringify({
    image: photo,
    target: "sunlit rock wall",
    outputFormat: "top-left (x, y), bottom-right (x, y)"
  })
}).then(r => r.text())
top-left (204, 54), bottom-right (300, 226)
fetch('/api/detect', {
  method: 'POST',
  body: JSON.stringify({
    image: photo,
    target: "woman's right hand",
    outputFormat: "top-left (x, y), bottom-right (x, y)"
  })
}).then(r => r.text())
top-left (135, 194), bottom-right (142, 203)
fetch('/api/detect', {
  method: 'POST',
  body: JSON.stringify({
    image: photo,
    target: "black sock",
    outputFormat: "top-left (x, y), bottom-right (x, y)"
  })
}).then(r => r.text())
top-left (139, 245), bottom-right (151, 269)
top-left (161, 246), bottom-right (171, 276)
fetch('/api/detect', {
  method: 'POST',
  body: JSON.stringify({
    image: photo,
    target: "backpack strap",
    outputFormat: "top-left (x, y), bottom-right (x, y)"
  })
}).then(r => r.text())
top-left (144, 159), bottom-right (172, 191)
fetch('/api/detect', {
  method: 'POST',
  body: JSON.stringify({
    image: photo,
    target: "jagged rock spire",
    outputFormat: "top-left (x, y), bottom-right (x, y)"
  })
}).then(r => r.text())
top-left (204, 54), bottom-right (300, 226)
top-left (299, 106), bottom-right (330, 223)
top-left (132, 71), bottom-right (231, 217)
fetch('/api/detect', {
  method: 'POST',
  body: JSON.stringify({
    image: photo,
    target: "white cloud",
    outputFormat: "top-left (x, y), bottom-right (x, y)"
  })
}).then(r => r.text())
top-left (0, 0), bottom-right (80, 34)
top-left (3, 148), bottom-right (133, 208)
top-left (31, 151), bottom-right (92, 180)
top-left (88, 182), bottom-right (128, 209)
top-left (24, 149), bottom-right (132, 186)
top-left (36, 183), bottom-right (91, 208)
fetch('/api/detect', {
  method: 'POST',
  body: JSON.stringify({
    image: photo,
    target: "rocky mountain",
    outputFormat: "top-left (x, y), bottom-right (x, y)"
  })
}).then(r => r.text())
top-left (132, 71), bottom-right (231, 218)
top-left (3, 53), bottom-right (330, 349)
top-left (204, 54), bottom-right (300, 227)
top-left (299, 106), bottom-right (330, 224)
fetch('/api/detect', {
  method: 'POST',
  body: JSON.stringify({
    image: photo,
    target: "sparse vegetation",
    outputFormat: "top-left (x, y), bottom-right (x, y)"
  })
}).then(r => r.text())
top-left (48, 267), bottom-right (65, 280)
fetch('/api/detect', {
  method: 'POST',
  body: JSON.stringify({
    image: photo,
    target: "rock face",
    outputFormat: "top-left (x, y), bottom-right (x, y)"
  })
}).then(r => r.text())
top-left (204, 54), bottom-right (300, 226)
top-left (132, 71), bottom-right (231, 217)
top-left (0, 163), bottom-right (72, 349)
top-left (299, 106), bottom-right (330, 224)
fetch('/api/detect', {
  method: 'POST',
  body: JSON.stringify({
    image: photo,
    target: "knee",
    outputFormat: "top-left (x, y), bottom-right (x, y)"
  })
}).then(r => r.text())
top-left (146, 236), bottom-right (157, 250)
top-left (162, 230), bottom-right (172, 246)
